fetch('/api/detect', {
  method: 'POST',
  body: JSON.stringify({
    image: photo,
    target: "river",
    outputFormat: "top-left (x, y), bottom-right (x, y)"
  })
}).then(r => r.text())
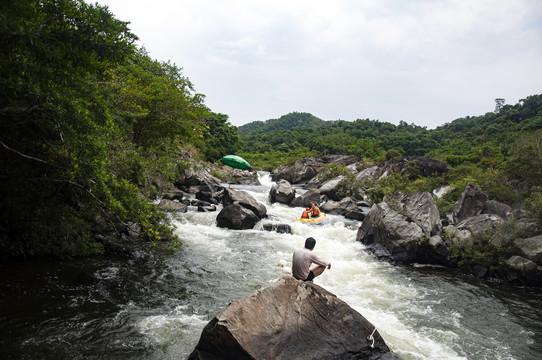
top-left (1, 173), bottom-right (541, 359)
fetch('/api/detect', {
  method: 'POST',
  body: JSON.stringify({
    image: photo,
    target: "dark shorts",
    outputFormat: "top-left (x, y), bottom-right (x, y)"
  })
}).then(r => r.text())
top-left (305, 270), bottom-right (315, 282)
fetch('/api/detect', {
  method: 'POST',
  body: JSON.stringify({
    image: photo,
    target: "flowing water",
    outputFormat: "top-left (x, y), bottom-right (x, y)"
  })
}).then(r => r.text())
top-left (1, 173), bottom-right (541, 359)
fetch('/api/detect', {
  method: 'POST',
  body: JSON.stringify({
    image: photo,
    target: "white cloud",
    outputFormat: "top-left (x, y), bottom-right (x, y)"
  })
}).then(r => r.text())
top-left (101, 0), bottom-right (542, 128)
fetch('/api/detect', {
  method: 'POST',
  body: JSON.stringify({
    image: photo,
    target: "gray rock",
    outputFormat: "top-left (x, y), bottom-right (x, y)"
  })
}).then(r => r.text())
top-left (457, 214), bottom-right (503, 238)
top-left (432, 185), bottom-right (454, 199)
top-left (216, 203), bottom-right (260, 230)
top-left (384, 192), bottom-right (442, 237)
top-left (320, 197), bottom-right (364, 220)
top-left (188, 276), bottom-right (391, 360)
top-left (442, 225), bottom-right (473, 246)
top-left (318, 175), bottom-right (346, 201)
top-left (157, 199), bottom-right (188, 213)
top-left (514, 235), bottom-right (542, 264)
top-left (262, 223), bottom-right (292, 234)
top-left (269, 179), bottom-right (296, 204)
top-left (452, 183), bottom-right (488, 224)
top-left (289, 189), bottom-right (324, 208)
top-left (222, 188), bottom-right (267, 219)
top-left (356, 202), bottom-right (425, 263)
top-left (482, 200), bottom-right (514, 220)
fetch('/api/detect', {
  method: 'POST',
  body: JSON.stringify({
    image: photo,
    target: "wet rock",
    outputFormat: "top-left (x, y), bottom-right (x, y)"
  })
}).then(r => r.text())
top-left (162, 189), bottom-right (190, 201)
top-left (198, 205), bottom-right (217, 212)
top-left (222, 188), bottom-right (267, 219)
top-left (271, 155), bottom-right (358, 184)
top-left (262, 223), bottom-right (292, 234)
top-left (269, 179), bottom-right (296, 204)
top-left (452, 183), bottom-right (488, 224)
top-left (188, 275), bottom-right (391, 360)
top-left (356, 202), bottom-right (425, 263)
top-left (227, 168), bottom-right (261, 185)
top-left (157, 199), bottom-right (188, 213)
top-left (216, 203), bottom-right (260, 230)
top-left (176, 165), bottom-right (221, 189)
top-left (320, 197), bottom-right (365, 220)
top-left (505, 256), bottom-right (542, 286)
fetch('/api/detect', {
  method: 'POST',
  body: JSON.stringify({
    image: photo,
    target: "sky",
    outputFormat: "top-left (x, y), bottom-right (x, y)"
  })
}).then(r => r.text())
top-left (98, 0), bottom-right (542, 129)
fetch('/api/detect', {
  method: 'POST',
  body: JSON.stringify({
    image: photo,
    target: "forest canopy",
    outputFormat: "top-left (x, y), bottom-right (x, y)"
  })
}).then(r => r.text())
top-left (0, 0), bottom-right (238, 258)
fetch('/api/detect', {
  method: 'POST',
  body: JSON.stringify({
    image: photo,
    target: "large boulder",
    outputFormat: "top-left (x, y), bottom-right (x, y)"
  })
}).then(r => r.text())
top-left (222, 188), bottom-right (267, 219)
top-left (289, 189), bottom-right (325, 208)
top-left (357, 194), bottom-right (447, 264)
top-left (357, 202), bottom-right (426, 263)
top-left (384, 192), bottom-right (442, 237)
top-left (320, 197), bottom-right (365, 220)
top-left (188, 276), bottom-right (391, 360)
top-left (482, 200), bottom-right (514, 220)
top-left (514, 235), bottom-right (542, 264)
top-left (505, 256), bottom-right (542, 286)
top-left (318, 175), bottom-right (346, 201)
top-left (216, 203), bottom-right (260, 230)
top-left (229, 168), bottom-right (261, 185)
top-left (157, 199), bottom-right (188, 213)
top-left (271, 155), bottom-right (359, 184)
top-left (399, 156), bottom-right (450, 177)
top-left (176, 166), bottom-right (221, 189)
top-left (456, 214), bottom-right (504, 238)
top-left (271, 160), bottom-right (318, 184)
top-left (452, 183), bottom-right (488, 224)
top-left (269, 179), bottom-right (296, 204)
top-left (356, 165), bottom-right (386, 181)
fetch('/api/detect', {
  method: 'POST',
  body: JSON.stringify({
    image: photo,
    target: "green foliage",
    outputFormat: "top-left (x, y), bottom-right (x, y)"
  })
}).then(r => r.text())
top-left (318, 163), bottom-right (352, 181)
top-left (200, 113), bottom-right (241, 161)
top-left (447, 221), bottom-right (524, 276)
top-left (525, 190), bottom-right (542, 232)
top-left (0, 0), bottom-right (210, 258)
top-left (237, 112), bottom-right (327, 136)
top-left (503, 129), bottom-right (542, 191)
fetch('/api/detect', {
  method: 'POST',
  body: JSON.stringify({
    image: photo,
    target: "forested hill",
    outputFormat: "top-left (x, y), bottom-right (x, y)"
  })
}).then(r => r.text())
top-left (237, 112), bottom-right (328, 136)
top-left (238, 95), bottom-right (542, 169)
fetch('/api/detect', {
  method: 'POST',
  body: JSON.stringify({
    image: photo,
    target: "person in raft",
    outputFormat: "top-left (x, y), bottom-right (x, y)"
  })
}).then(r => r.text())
top-left (292, 237), bottom-right (331, 281)
top-left (310, 203), bottom-right (320, 217)
top-left (301, 207), bottom-right (311, 219)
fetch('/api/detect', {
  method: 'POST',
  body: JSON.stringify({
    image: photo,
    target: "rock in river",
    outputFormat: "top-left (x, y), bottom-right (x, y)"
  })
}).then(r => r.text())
top-left (188, 275), bottom-right (392, 360)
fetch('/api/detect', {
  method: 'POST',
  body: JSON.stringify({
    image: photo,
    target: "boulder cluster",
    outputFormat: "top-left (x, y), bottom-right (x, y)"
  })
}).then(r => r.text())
top-left (271, 155), bottom-right (542, 286)
top-left (164, 153), bottom-right (542, 286)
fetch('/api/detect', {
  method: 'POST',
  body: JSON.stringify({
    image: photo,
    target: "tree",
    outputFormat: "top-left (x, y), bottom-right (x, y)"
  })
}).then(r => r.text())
top-left (0, 0), bottom-right (209, 257)
top-left (201, 113), bottom-right (241, 161)
top-left (494, 98), bottom-right (506, 113)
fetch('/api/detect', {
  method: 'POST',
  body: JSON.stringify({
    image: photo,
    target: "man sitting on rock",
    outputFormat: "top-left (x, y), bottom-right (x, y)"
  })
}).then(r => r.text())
top-left (292, 237), bottom-right (331, 282)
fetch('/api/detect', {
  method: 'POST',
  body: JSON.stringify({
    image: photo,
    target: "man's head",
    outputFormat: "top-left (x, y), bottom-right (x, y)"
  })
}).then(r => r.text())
top-left (304, 237), bottom-right (316, 250)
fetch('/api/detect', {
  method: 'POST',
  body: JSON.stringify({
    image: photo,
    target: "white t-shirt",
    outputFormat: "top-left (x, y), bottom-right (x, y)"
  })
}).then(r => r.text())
top-left (292, 247), bottom-right (329, 280)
